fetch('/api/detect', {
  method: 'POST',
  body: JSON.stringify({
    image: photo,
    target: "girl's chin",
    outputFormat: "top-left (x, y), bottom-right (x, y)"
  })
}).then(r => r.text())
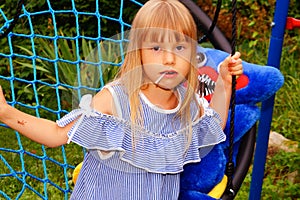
top-left (142, 77), bottom-right (185, 90)
top-left (155, 84), bottom-right (174, 91)
top-left (155, 81), bottom-right (182, 90)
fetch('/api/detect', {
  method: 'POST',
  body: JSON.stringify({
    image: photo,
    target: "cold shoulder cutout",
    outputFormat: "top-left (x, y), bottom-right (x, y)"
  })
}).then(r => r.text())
top-left (57, 83), bottom-right (226, 174)
top-left (91, 87), bottom-right (115, 115)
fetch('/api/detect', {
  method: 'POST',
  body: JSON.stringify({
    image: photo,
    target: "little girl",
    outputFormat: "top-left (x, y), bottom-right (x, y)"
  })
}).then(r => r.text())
top-left (0, 0), bottom-right (243, 199)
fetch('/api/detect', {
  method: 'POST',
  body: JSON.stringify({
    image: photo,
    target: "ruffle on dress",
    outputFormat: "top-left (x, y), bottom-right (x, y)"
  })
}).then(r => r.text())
top-left (57, 95), bottom-right (226, 174)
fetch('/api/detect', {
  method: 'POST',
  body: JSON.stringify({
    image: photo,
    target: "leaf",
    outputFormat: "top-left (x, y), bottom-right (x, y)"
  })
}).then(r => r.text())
top-left (248, 21), bottom-right (255, 27)
top-left (252, 31), bottom-right (259, 38)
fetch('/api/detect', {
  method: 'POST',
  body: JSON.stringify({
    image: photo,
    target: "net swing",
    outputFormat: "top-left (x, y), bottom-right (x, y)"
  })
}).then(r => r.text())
top-left (0, 0), bottom-right (291, 199)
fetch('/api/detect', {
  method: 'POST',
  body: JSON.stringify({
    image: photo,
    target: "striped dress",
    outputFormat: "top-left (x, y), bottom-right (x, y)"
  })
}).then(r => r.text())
top-left (57, 82), bottom-right (226, 200)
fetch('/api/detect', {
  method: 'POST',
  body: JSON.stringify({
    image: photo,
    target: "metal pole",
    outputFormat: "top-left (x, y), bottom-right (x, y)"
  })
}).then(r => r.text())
top-left (249, 0), bottom-right (290, 199)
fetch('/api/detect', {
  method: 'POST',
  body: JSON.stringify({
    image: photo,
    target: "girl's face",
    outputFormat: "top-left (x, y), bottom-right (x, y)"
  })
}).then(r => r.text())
top-left (141, 37), bottom-right (192, 90)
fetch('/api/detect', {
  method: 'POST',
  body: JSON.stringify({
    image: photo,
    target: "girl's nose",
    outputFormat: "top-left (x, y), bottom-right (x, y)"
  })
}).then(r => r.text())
top-left (162, 50), bottom-right (175, 65)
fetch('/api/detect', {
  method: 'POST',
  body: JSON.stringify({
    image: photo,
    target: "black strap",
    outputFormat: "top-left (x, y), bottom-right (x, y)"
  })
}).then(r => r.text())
top-left (225, 0), bottom-right (237, 198)
top-left (198, 0), bottom-right (222, 43)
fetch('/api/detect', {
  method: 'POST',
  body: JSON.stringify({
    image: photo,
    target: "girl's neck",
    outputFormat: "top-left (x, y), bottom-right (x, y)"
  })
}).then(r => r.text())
top-left (140, 84), bottom-right (179, 110)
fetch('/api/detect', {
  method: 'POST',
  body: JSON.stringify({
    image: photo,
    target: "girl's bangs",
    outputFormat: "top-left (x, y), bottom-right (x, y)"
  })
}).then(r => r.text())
top-left (141, 28), bottom-right (190, 43)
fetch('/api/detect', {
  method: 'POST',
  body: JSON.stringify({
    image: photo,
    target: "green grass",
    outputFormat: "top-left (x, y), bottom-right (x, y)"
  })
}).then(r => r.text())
top-left (235, 32), bottom-right (300, 199)
top-left (0, 127), bottom-right (84, 199)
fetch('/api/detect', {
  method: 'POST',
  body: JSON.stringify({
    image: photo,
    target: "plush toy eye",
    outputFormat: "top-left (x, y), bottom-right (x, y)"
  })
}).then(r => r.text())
top-left (196, 52), bottom-right (207, 68)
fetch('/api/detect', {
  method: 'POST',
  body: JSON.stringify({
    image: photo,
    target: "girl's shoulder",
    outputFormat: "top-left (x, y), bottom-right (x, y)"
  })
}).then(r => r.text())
top-left (92, 87), bottom-right (114, 115)
top-left (92, 80), bottom-right (125, 116)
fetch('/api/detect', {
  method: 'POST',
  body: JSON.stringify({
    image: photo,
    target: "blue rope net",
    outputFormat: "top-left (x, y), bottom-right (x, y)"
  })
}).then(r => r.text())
top-left (0, 0), bottom-right (145, 199)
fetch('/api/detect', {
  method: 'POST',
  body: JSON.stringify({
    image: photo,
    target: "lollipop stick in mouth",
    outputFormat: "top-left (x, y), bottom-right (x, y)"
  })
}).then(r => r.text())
top-left (154, 72), bottom-right (166, 84)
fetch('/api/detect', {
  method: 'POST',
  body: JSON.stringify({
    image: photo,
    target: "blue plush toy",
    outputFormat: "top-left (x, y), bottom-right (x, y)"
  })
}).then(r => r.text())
top-left (179, 47), bottom-right (284, 199)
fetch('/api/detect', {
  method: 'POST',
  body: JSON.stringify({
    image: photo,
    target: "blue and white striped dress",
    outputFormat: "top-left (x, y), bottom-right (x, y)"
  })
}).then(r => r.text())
top-left (57, 82), bottom-right (226, 200)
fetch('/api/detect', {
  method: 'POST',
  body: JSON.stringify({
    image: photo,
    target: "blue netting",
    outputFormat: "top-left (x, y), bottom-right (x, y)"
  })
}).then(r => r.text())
top-left (0, 0), bottom-right (145, 199)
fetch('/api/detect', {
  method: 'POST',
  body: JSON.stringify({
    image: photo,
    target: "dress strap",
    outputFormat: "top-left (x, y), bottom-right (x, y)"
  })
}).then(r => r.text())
top-left (104, 85), bottom-right (123, 118)
top-left (65, 94), bottom-right (97, 144)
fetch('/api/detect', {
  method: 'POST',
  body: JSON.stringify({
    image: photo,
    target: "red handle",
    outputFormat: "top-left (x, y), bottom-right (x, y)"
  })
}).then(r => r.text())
top-left (286, 17), bottom-right (300, 30)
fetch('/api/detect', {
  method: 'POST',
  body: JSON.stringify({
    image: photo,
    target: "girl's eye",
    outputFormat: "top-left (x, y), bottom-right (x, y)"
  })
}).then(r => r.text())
top-left (152, 46), bottom-right (161, 51)
top-left (176, 45), bottom-right (184, 51)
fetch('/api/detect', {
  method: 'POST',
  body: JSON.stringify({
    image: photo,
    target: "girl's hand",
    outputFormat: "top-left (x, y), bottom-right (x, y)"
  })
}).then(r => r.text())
top-left (219, 52), bottom-right (243, 84)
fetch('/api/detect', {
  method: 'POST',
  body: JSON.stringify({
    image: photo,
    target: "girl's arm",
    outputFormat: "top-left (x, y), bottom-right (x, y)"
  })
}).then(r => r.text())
top-left (0, 86), bottom-right (114, 148)
top-left (209, 52), bottom-right (243, 129)
top-left (0, 86), bottom-right (71, 147)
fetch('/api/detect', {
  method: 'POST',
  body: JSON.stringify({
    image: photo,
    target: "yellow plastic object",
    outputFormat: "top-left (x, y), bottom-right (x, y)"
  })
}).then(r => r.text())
top-left (207, 175), bottom-right (228, 199)
top-left (72, 162), bottom-right (83, 184)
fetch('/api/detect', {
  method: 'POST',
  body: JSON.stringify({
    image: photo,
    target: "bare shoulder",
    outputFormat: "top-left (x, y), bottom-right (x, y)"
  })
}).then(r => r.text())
top-left (92, 88), bottom-right (114, 115)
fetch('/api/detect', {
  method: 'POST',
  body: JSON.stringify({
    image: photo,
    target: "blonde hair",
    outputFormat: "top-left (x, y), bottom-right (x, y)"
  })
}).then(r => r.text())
top-left (116, 0), bottom-right (199, 149)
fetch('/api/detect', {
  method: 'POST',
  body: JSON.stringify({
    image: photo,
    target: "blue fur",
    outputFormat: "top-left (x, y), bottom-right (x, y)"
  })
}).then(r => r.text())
top-left (179, 48), bottom-right (284, 199)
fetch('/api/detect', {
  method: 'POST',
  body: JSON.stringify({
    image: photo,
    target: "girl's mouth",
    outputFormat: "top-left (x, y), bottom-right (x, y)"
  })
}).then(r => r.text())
top-left (163, 71), bottom-right (177, 75)
top-left (161, 70), bottom-right (178, 77)
top-left (154, 70), bottom-right (178, 84)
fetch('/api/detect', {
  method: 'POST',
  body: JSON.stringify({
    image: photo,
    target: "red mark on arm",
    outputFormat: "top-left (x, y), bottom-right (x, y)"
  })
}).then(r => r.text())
top-left (17, 120), bottom-right (27, 125)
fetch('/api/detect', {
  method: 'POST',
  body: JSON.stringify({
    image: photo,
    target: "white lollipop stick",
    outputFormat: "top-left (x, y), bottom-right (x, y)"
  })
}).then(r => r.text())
top-left (154, 72), bottom-right (166, 84)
